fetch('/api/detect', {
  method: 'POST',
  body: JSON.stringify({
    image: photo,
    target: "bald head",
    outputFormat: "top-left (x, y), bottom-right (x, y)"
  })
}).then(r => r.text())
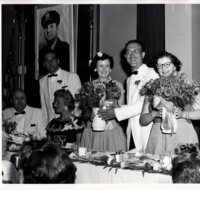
top-left (11, 89), bottom-right (27, 112)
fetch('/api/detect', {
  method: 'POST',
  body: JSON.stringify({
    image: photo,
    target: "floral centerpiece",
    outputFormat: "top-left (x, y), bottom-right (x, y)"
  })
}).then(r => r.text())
top-left (75, 80), bottom-right (121, 130)
top-left (70, 150), bottom-right (172, 175)
top-left (140, 72), bottom-right (199, 134)
top-left (2, 119), bottom-right (30, 151)
top-left (2, 120), bottom-right (17, 135)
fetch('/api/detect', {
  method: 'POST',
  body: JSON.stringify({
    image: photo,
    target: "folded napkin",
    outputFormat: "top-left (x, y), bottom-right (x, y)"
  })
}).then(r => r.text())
top-left (161, 107), bottom-right (177, 134)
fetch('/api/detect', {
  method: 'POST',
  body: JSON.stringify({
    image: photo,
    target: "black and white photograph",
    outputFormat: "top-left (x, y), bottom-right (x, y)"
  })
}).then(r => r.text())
top-left (36, 4), bottom-right (75, 79)
top-left (1, 1), bottom-right (200, 195)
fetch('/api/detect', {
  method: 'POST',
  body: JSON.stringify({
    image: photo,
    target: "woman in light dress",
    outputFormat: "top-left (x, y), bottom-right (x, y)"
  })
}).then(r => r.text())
top-left (177, 110), bottom-right (200, 120)
top-left (80, 52), bottom-right (127, 152)
top-left (140, 51), bottom-right (199, 156)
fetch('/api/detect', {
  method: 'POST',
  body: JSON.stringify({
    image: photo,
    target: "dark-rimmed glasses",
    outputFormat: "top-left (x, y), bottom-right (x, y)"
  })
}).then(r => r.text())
top-left (156, 62), bottom-right (172, 70)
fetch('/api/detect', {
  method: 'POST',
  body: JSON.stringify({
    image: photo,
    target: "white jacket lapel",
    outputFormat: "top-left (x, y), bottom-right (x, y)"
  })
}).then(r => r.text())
top-left (127, 75), bottom-right (136, 104)
top-left (129, 65), bottom-right (148, 105)
top-left (46, 75), bottom-right (51, 106)
top-left (60, 69), bottom-right (69, 90)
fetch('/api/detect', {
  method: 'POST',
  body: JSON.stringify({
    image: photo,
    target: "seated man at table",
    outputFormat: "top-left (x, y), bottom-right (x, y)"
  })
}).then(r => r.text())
top-left (2, 89), bottom-right (47, 149)
top-left (172, 156), bottom-right (200, 183)
top-left (20, 141), bottom-right (76, 183)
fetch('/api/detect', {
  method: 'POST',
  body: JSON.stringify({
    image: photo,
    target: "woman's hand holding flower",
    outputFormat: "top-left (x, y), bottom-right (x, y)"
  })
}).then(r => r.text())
top-left (151, 110), bottom-right (161, 119)
top-left (174, 107), bottom-right (183, 119)
top-left (153, 95), bottom-right (163, 110)
top-left (98, 108), bottom-right (116, 120)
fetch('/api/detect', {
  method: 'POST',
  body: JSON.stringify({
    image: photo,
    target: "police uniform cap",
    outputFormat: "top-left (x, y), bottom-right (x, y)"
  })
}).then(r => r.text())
top-left (41, 10), bottom-right (60, 28)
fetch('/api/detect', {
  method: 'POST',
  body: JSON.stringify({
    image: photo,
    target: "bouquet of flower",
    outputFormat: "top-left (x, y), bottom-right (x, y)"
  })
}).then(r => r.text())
top-left (140, 72), bottom-right (199, 110)
top-left (75, 80), bottom-right (121, 122)
top-left (2, 120), bottom-right (17, 134)
top-left (3, 119), bottom-right (31, 151)
top-left (140, 72), bottom-right (199, 134)
top-left (105, 81), bottom-right (121, 101)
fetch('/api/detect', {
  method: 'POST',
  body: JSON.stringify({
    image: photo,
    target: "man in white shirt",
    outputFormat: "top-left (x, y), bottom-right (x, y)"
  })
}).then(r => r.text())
top-left (3, 89), bottom-right (47, 139)
top-left (39, 48), bottom-right (82, 123)
top-left (98, 40), bottom-right (159, 151)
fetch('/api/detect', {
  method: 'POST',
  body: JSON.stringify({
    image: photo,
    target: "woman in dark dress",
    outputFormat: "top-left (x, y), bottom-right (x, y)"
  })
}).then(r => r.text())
top-left (46, 89), bottom-right (84, 146)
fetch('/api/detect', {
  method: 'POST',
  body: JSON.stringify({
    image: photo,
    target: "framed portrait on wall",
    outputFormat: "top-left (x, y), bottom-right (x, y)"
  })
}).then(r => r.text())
top-left (35, 4), bottom-right (77, 80)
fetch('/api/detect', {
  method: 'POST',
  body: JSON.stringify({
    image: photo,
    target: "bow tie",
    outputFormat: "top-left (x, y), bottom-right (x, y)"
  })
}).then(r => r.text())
top-left (15, 111), bottom-right (25, 115)
top-left (48, 74), bottom-right (58, 78)
top-left (132, 71), bottom-right (138, 75)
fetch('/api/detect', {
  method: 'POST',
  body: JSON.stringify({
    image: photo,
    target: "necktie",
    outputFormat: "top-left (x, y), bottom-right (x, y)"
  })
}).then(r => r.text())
top-left (48, 74), bottom-right (58, 78)
top-left (132, 71), bottom-right (138, 75)
top-left (14, 111), bottom-right (25, 115)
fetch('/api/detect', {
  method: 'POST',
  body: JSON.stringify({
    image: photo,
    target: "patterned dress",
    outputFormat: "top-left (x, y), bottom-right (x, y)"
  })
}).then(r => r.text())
top-left (46, 117), bottom-right (84, 146)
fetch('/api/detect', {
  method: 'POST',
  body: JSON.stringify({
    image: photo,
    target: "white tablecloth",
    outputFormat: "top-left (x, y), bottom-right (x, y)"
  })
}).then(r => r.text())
top-left (75, 162), bottom-right (172, 184)
top-left (2, 160), bottom-right (20, 183)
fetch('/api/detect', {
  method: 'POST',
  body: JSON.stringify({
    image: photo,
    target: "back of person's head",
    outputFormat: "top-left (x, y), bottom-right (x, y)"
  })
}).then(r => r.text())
top-left (20, 138), bottom-right (48, 169)
top-left (172, 157), bottom-right (200, 183)
top-left (54, 89), bottom-right (75, 112)
top-left (22, 142), bottom-right (76, 183)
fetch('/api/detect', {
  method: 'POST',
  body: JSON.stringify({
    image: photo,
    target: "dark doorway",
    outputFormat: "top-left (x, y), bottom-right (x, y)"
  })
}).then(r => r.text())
top-left (77, 5), bottom-right (94, 84)
top-left (137, 4), bottom-right (165, 67)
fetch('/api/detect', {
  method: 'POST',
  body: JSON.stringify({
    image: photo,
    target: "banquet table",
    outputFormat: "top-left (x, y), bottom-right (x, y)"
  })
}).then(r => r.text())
top-left (4, 151), bottom-right (173, 184)
top-left (75, 161), bottom-right (172, 184)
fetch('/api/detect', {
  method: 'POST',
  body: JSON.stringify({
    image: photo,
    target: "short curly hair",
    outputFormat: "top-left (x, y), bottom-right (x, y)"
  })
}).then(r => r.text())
top-left (91, 52), bottom-right (114, 71)
top-left (22, 142), bottom-right (77, 183)
top-left (153, 51), bottom-right (182, 73)
top-left (54, 89), bottom-right (75, 111)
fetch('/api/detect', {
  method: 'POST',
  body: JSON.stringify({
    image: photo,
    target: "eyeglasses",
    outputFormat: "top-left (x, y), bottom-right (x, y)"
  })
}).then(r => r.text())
top-left (156, 62), bottom-right (172, 70)
top-left (126, 49), bottom-right (142, 56)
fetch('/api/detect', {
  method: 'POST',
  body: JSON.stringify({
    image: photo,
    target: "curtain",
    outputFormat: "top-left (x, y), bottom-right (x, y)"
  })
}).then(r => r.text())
top-left (137, 4), bottom-right (165, 67)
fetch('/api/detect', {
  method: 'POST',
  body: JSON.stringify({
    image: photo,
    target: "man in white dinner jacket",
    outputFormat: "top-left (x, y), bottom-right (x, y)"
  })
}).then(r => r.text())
top-left (98, 40), bottom-right (159, 151)
top-left (2, 89), bottom-right (47, 139)
top-left (39, 48), bottom-right (81, 123)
